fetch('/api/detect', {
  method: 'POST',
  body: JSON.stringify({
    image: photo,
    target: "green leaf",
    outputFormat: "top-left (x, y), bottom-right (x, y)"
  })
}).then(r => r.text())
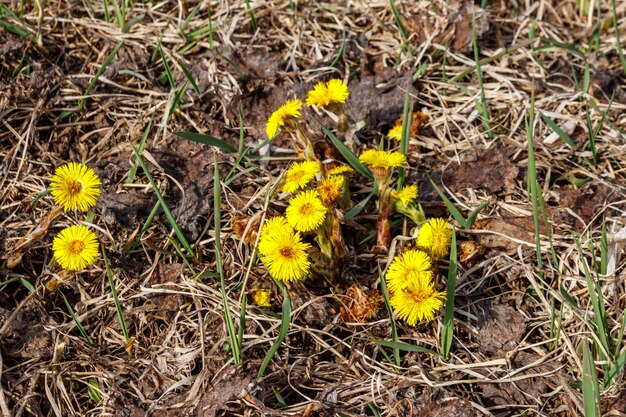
top-left (342, 190), bottom-right (374, 221)
top-left (174, 131), bottom-right (236, 153)
top-left (315, 118), bottom-right (373, 179)
top-left (441, 230), bottom-right (457, 360)
top-left (257, 281), bottom-right (291, 378)
top-left (540, 112), bottom-right (575, 147)
top-left (372, 339), bottom-right (435, 355)
top-left (582, 341), bottom-right (601, 416)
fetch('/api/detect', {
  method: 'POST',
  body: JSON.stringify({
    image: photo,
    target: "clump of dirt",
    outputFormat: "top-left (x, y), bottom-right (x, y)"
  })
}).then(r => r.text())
top-left (550, 182), bottom-right (622, 229)
top-left (441, 142), bottom-right (519, 195)
top-left (0, 299), bottom-right (53, 361)
top-left (477, 301), bottom-right (527, 355)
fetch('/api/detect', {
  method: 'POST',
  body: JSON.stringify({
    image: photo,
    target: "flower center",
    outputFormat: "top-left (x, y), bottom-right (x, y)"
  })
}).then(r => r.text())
top-left (67, 180), bottom-right (82, 195)
top-left (68, 240), bottom-right (85, 254)
top-left (279, 246), bottom-right (295, 259)
top-left (407, 286), bottom-right (433, 304)
top-left (299, 202), bottom-right (313, 215)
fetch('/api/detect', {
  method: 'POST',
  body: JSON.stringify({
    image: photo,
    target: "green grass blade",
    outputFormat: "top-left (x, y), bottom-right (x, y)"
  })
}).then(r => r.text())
top-left (177, 59), bottom-right (201, 96)
top-left (214, 155), bottom-right (240, 365)
top-left (130, 200), bottom-right (161, 251)
top-left (157, 39), bottom-right (175, 89)
top-left (173, 131), bottom-right (236, 153)
top-left (127, 116), bottom-right (153, 184)
top-left (257, 280), bottom-right (291, 378)
top-left (396, 91), bottom-right (411, 189)
top-left (379, 264), bottom-right (400, 366)
top-left (465, 200), bottom-right (489, 228)
top-left (472, 11), bottom-right (492, 140)
top-left (527, 87), bottom-right (543, 268)
top-left (330, 21), bottom-right (346, 67)
top-left (429, 179), bottom-right (467, 228)
top-left (130, 142), bottom-right (195, 257)
top-left (576, 239), bottom-right (610, 358)
top-left (63, 294), bottom-right (94, 348)
top-left (372, 339), bottom-right (435, 355)
top-left (78, 40), bottom-right (124, 110)
top-left (342, 190), bottom-right (374, 221)
top-left (600, 221), bottom-right (608, 275)
top-left (540, 112), bottom-right (575, 147)
top-left (102, 245), bottom-right (129, 343)
top-left (315, 118), bottom-right (373, 179)
top-left (225, 102), bottom-right (249, 183)
top-left (244, 0), bottom-right (258, 31)
top-left (582, 340), bottom-right (601, 416)
top-left (441, 229), bottom-right (457, 360)
top-left (611, 0), bottom-right (626, 77)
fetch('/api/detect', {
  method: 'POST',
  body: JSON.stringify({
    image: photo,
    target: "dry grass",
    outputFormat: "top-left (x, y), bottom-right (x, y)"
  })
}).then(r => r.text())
top-left (1, 0), bottom-right (626, 416)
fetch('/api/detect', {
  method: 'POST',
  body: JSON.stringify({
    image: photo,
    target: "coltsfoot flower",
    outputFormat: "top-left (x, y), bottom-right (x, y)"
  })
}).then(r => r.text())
top-left (52, 225), bottom-right (99, 270)
top-left (387, 125), bottom-right (403, 141)
top-left (359, 149), bottom-right (406, 170)
top-left (250, 288), bottom-right (271, 307)
top-left (391, 184), bottom-right (418, 206)
top-left (316, 176), bottom-right (344, 207)
top-left (385, 249), bottom-right (433, 293)
top-left (326, 165), bottom-right (353, 177)
top-left (286, 190), bottom-right (327, 232)
top-left (282, 161), bottom-right (319, 193)
top-left (390, 277), bottom-right (445, 325)
top-left (418, 218), bottom-right (453, 260)
top-left (50, 162), bottom-right (101, 212)
top-left (266, 99), bottom-right (303, 138)
top-left (306, 79), bottom-right (350, 108)
top-left (258, 225), bottom-right (311, 282)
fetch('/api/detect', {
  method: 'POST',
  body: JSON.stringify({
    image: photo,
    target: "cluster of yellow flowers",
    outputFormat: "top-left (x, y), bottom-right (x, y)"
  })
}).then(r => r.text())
top-left (265, 78), bottom-right (350, 139)
top-left (385, 218), bottom-right (453, 324)
top-left (257, 77), bottom-right (455, 326)
top-left (258, 160), bottom-right (352, 282)
top-left (49, 162), bottom-right (101, 271)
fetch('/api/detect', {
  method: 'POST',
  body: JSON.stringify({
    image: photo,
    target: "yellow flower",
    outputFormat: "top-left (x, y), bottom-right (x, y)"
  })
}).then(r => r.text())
top-left (388, 125), bottom-right (403, 141)
top-left (258, 216), bottom-right (291, 255)
top-left (326, 165), bottom-right (353, 176)
top-left (50, 162), bottom-right (101, 212)
top-left (385, 249), bottom-right (433, 293)
top-left (391, 184), bottom-right (418, 206)
top-left (358, 149), bottom-right (406, 170)
top-left (250, 289), bottom-right (271, 307)
top-left (306, 79), bottom-right (349, 107)
top-left (266, 99), bottom-right (303, 138)
top-left (316, 176), bottom-right (344, 207)
top-left (259, 227), bottom-right (311, 281)
top-left (286, 190), bottom-right (327, 232)
top-left (282, 160), bottom-right (319, 193)
top-left (52, 225), bottom-right (99, 270)
top-left (390, 277), bottom-right (446, 325)
top-left (418, 218), bottom-right (453, 260)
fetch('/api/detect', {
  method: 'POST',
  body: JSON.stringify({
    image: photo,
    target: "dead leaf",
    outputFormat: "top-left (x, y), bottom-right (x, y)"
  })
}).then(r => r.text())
top-left (340, 285), bottom-right (383, 323)
top-left (405, 1), bottom-right (489, 54)
top-left (442, 142), bottom-right (519, 195)
top-left (196, 366), bottom-right (252, 417)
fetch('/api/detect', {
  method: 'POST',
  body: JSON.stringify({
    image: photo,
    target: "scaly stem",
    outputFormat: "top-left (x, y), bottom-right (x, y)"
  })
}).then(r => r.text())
top-left (375, 181), bottom-right (392, 252)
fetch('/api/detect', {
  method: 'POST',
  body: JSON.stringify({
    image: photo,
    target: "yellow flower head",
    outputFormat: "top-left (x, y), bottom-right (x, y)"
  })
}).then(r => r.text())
top-left (306, 79), bottom-right (350, 108)
top-left (52, 225), bottom-right (99, 270)
top-left (250, 288), bottom-right (271, 307)
top-left (358, 149), bottom-right (406, 170)
top-left (388, 125), bottom-right (403, 141)
top-left (282, 160), bottom-right (319, 193)
top-left (390, 278), bottom-right (446, 325)
top-left (286, 190), bottom-right (327, 232)
top-left (266, 99), bottom-right (303, 138)
top-left (385, 249), bottom-right (433, 293)
top-left (258, 216), bottom-right (291, 255)
top-left (391, 184), bottom-right (418, 206)
top-left (50, 162), bottom-right (101, 212)
top-left (259, 227), bottom-right (311, 281)
top-left (418, 218), bottom-right (453, 260)
top-left (326, 165), bottom-right (353, 177)
top-left (316, 176), bottom-right (344, 207)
